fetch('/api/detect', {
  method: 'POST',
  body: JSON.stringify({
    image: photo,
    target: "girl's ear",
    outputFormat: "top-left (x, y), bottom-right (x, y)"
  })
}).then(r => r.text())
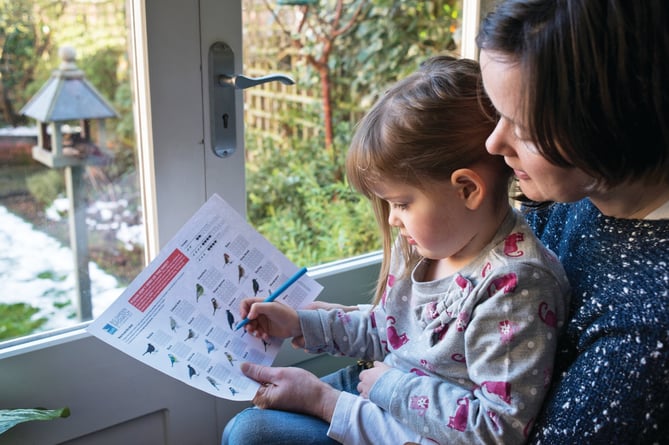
top-left (451, 168), bottom-right (486, 210)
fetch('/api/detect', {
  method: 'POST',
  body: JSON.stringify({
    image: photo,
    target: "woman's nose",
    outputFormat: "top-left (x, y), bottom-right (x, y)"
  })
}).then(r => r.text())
top-left (486, 118), bottom-right (515, 157)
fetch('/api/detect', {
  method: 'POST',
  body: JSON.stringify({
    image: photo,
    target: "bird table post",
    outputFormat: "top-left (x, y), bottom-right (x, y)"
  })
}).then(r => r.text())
top-left (65, 163), bottom-right (92, 320)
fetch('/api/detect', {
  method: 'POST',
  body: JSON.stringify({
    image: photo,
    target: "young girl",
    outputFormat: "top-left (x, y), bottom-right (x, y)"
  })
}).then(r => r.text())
top-left (222, 56), bottom-right (570, 445)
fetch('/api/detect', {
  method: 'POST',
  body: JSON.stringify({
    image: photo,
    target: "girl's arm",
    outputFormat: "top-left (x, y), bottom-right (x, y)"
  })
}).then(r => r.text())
top-left (290, 302), bottom-right (373, 349)
top-left (298, 305), bottom-right (388, 361)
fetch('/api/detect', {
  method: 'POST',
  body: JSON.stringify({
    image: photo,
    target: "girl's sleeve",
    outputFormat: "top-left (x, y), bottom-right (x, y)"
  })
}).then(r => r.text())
top-left (337, 263), bottom-right (569, 445)
top-left (298, 306), bottom-right (388, 361)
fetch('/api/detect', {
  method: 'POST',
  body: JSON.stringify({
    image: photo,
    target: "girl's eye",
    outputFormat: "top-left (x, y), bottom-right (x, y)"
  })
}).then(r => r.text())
top-left (391, 203), bottom-right (408, 210)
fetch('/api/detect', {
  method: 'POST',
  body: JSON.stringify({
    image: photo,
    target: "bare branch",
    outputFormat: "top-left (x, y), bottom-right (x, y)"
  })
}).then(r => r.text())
top-left (332, 0), bottom-right (365, 38)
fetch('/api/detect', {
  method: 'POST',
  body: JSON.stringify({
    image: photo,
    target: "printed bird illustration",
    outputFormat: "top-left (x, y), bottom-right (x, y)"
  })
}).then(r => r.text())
top-left (168, 354), bottom-right (179, 367)
top-left (224, 253), bottom-right (232, 265)
top-left (169, 316), bottom-right (180, 332)
top-left (252, 278), bottom-right (262, 296)
top-left (225, 351), bottom-right (236, 366)
top-left (143, 343), bottom-right (157, 355)
top-left (228, 386), bottom-right (239, 396)
top-left (207, 376), bottom-right (220, 390)
top-left (238, 265), bottom-right (245, 282)
top-left (185, 328), bottom-right (197, 341)
top-left (187, 364), bottom-right (199, 379)
top-left (205, 338), bottom-right (216, 354)
top-left (196, 283), bottom-right (205, 302)
top-left (211, 297), bottom-right (220, 316)
top-left (226, 310), bottom-right (235, 330)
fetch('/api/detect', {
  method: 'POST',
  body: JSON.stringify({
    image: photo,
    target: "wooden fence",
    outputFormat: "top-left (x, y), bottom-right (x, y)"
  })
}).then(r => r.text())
top-left (242, 2), bottom-right (323, 148)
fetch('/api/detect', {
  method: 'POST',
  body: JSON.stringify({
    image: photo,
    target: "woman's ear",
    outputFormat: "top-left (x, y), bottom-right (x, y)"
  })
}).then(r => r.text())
top-left (451, 168), bottom-right (486, 210)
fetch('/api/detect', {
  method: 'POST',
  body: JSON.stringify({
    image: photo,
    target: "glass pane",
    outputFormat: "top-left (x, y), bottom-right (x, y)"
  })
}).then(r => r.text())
top-left (0, 0), bottom-right (143, 344)
top-left (242, 0), bottom-right (464, 267)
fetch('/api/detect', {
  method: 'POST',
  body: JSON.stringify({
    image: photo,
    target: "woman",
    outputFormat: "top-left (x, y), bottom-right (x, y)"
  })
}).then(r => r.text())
top-left (477, 0), bottom-right (669, 443)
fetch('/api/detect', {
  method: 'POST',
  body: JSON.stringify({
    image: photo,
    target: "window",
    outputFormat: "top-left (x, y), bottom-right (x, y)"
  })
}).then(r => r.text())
top-left (0, 0), bottom-right (485, 346)
top-left (0, 0), bottom-right (144, 344)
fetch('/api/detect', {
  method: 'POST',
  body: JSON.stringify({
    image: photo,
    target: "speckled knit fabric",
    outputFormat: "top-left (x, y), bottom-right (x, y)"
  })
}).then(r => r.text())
top-left (524, 199), bottom-right (669, 444)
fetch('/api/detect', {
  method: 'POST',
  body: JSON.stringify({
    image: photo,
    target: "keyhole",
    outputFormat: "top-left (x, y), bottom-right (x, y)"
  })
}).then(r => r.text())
top-left (222, 113), bottom-right (229, 128)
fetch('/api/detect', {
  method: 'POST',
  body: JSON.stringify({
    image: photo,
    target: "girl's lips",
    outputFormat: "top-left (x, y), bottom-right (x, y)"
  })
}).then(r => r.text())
top-left (400, 231), bottom-right (417, 245)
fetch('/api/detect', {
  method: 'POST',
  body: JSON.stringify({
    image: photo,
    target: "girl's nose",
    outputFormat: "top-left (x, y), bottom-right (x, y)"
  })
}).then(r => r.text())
top-left (387, 209), bottom-right (401, 228)
top-left (486, 118), bottom-right (514, 157)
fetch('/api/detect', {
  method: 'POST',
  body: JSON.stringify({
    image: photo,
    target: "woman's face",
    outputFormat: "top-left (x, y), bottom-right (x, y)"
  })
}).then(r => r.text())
top-left (480, 50), bottom-right (596, 203)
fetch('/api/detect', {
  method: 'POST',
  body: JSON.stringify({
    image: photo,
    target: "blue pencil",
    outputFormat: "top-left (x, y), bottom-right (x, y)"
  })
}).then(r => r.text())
top-left (235, 266), bottom-right (308, 330)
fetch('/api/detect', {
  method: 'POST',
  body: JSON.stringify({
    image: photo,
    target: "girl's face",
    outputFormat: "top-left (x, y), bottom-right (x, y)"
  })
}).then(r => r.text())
top-left (479, 50), bottom-right (596, 203)
top-left (373, 179), bottom-right (473, 262)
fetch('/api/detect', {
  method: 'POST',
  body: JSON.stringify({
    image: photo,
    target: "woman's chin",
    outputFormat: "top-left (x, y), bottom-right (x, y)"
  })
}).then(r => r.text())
top-left (517, 182), bottom-right (546, 202)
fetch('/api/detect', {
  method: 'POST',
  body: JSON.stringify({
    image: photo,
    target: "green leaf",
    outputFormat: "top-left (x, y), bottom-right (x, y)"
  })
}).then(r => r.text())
top-left (0, 407), bottom-right (70, 435)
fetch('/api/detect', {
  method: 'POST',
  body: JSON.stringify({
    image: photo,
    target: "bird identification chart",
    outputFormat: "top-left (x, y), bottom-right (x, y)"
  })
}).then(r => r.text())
top-left (87, 194), bottom-right (322, 400)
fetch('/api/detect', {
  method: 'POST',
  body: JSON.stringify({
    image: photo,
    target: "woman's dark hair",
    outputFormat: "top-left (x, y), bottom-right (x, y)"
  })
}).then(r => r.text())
top-left (477, 0), bottom-right (669, 187)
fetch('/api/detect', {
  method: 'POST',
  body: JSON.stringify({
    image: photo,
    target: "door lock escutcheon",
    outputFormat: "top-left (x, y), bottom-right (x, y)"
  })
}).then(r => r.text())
top-left (208, 42), bottom-right (295, 158)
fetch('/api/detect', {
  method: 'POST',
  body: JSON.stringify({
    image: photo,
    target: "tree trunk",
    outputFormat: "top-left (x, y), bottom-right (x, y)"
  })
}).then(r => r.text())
top-left (319, 65), bottom-right (334, 152)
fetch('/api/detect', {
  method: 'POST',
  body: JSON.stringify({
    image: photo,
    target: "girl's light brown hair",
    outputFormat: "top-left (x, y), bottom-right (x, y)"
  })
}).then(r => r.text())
top-left (346, 56), bottom-right (507, 304)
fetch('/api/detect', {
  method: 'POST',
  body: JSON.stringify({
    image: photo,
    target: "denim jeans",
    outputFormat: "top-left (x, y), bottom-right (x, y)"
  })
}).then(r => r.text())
top-left (221, 363), bottom-right (363, 445)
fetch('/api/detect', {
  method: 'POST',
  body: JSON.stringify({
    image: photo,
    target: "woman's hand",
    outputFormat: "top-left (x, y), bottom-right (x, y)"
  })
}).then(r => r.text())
top-left (357, 361), bottom-right (391, 398)
top-left (239, 297), bottom-right (301, 342)
top-left (241, 362), bottom-right (340, 422)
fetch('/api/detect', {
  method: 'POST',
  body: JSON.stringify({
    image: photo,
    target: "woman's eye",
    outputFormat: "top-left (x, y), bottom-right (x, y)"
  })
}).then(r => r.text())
top-left (392, 203), bottom-right (408, 210)
top-left (513, 125), bottom-right (529, 141)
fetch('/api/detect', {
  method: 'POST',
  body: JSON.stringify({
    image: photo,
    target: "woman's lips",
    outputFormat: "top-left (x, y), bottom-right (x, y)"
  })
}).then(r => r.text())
top-left (513, 169), bottom-right (530, 180)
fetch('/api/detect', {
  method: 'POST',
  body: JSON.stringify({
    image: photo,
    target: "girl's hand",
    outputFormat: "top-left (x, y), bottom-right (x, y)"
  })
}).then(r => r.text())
top-left (239, 297), bottom-right (301, 341)
top-left (357, 361), bottom-right (392, 398)
top-left (241, 362), bottom-right (340, 422)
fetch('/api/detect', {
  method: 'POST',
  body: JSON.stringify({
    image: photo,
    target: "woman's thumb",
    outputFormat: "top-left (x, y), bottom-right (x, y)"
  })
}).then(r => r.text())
top-left (240, 362), bottom-right (266, 383)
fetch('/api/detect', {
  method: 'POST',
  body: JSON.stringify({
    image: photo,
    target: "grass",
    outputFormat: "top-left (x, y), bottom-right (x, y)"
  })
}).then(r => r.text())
top-left (0, 303), bottom-right (48, 341)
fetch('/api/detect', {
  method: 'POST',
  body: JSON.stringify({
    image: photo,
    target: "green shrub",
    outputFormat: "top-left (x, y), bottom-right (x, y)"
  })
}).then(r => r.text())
top-left (247, 130), bottom-right (380, 266)
top-left (25, 169), bottom-right (64, 206)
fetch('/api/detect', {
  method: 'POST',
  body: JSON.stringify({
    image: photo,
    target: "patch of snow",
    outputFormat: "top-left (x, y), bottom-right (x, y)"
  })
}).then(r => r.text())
top-left (0, 204), bottom-right (127, 332)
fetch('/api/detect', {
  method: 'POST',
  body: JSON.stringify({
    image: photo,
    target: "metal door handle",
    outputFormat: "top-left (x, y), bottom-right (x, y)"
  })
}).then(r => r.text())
top-left (208, 42), bottom-right (295, 158)
top-left (218, 74), bottom-right (295, 89)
